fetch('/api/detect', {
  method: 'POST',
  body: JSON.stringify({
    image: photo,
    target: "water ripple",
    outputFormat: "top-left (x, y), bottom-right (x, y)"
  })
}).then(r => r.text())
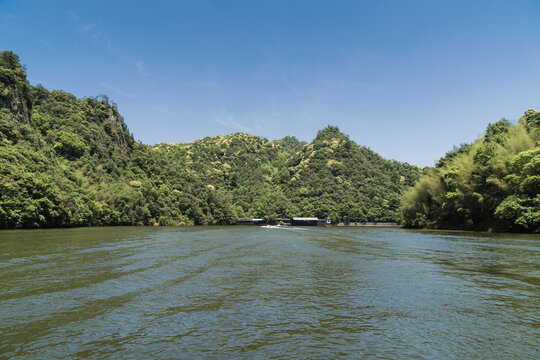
top-left (1, 227), bottom-right (538, 359)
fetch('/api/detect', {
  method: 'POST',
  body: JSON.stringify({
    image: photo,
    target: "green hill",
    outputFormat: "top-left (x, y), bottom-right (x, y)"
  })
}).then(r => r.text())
top-left (285, 126), bottom-right (420, 222)
top-left (400, 113), bottom-right (540, 232)
top-left (0, 50), bottom-right (420, 228)
top-left (153, 133), bottom-right (303, 220)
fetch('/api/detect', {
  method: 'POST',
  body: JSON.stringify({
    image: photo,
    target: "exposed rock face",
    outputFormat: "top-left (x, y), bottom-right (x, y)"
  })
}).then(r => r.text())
top-left (0, 51), bottom-right (32, 124)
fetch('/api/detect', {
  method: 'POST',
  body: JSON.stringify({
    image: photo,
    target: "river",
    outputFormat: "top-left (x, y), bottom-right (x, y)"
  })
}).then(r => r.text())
top-left (0, 227), bottom-right (538, 359)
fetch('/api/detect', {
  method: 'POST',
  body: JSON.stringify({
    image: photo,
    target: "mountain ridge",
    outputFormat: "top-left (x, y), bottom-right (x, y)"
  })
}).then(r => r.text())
top-left (0, 50), bottom-right (420, 228)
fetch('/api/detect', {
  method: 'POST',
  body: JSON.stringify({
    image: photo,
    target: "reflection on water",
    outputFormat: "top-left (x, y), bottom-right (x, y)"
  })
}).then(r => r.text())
top-left (0, 227), bottom-right (538, 359)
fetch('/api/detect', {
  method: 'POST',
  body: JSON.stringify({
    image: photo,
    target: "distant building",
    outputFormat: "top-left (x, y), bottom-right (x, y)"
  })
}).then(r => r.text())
top-left (236, 217), bottom-right (333, 226)
top-left (291, 217), bottom-right (327, 226)
top-left (236, 218), bottom-right (266, 225)
top-left (276, 218), bottom-right (291, 225)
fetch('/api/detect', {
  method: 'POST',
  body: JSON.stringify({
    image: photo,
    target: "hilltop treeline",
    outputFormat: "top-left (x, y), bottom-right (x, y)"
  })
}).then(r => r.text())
top-left (400, 111), bottom-right (539, 232)
top-left (0, 51), bottom-right (420, 228)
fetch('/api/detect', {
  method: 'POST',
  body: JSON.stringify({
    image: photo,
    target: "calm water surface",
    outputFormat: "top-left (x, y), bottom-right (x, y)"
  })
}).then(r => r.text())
top-left (0, 227), bottom-right (538, 359)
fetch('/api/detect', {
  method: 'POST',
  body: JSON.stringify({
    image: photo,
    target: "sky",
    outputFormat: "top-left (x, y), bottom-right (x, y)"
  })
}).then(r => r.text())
top-left (1, 0), bottom-right (539, 166)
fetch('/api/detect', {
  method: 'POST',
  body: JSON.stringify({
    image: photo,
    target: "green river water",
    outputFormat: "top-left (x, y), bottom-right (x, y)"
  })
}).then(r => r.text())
top-left (0, 227), bottom-right (538, 359)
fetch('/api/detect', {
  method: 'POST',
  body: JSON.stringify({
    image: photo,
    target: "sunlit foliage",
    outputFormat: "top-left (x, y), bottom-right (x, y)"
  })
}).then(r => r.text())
top-left (0, 51), bottom-right (421, 228)
top-left (400, 113), bottom-right (540, 232)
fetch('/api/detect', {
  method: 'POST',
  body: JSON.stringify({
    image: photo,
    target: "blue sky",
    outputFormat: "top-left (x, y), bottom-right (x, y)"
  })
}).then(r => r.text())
top-left (1, 0), bottom-right (539, 166)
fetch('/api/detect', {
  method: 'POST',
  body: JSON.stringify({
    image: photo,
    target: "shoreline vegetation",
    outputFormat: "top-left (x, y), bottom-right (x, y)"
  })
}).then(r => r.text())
top-left (1, 51), bottom-right (538, 233)
top-left (399, 111), bottom-right (539, 233)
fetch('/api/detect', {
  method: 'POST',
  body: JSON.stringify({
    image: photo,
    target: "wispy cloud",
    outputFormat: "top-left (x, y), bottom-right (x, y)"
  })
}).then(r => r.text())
top-left (68, 10), bottom-right (148, 77)
top-left (134, 60), bottom-right (147, 76)
top-left (213, 107), bottom-right (253, 133)
top-left (81, 22), bottom-right (98, 32)
top-left (89, 30), bottom-right (115, 52)
top-left (67, 10), bottom-right (79, 22)
top-left (97, 82), bottom-right (134, 98)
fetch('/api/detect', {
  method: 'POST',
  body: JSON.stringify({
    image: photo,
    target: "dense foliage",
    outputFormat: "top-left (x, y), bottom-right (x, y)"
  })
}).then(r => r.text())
top-left (0, 51), bottom-right (421, 228)
top-left (5, 50), bottom-right (538, 232)
top-left (400, 112), bottom-right (540, 233)
top-left (284, 126), bottom-right (420, 222)
top-left (153, 127), bottom-right (420, 222)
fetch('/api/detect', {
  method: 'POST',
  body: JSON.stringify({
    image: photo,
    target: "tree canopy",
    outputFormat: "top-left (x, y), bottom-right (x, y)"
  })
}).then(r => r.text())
top-left (0, 51), bottom-right (421, 229)
top-left (6, 50), bottom-right (537, 233)
top-left (400, 113), bottom-right (540, 233)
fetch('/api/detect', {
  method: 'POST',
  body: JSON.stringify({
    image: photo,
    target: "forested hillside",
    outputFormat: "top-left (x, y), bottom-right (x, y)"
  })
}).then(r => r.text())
top-left (0, 50), bottom-right (420, 228)
top-left (154, 128), bottom-right (420, 222)
top-left (285, 126), bottom-right (420, 222)
top-left (153, 133), bottom-right (301, 221)
top-left (400, 112), bottom-right (540, 233)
